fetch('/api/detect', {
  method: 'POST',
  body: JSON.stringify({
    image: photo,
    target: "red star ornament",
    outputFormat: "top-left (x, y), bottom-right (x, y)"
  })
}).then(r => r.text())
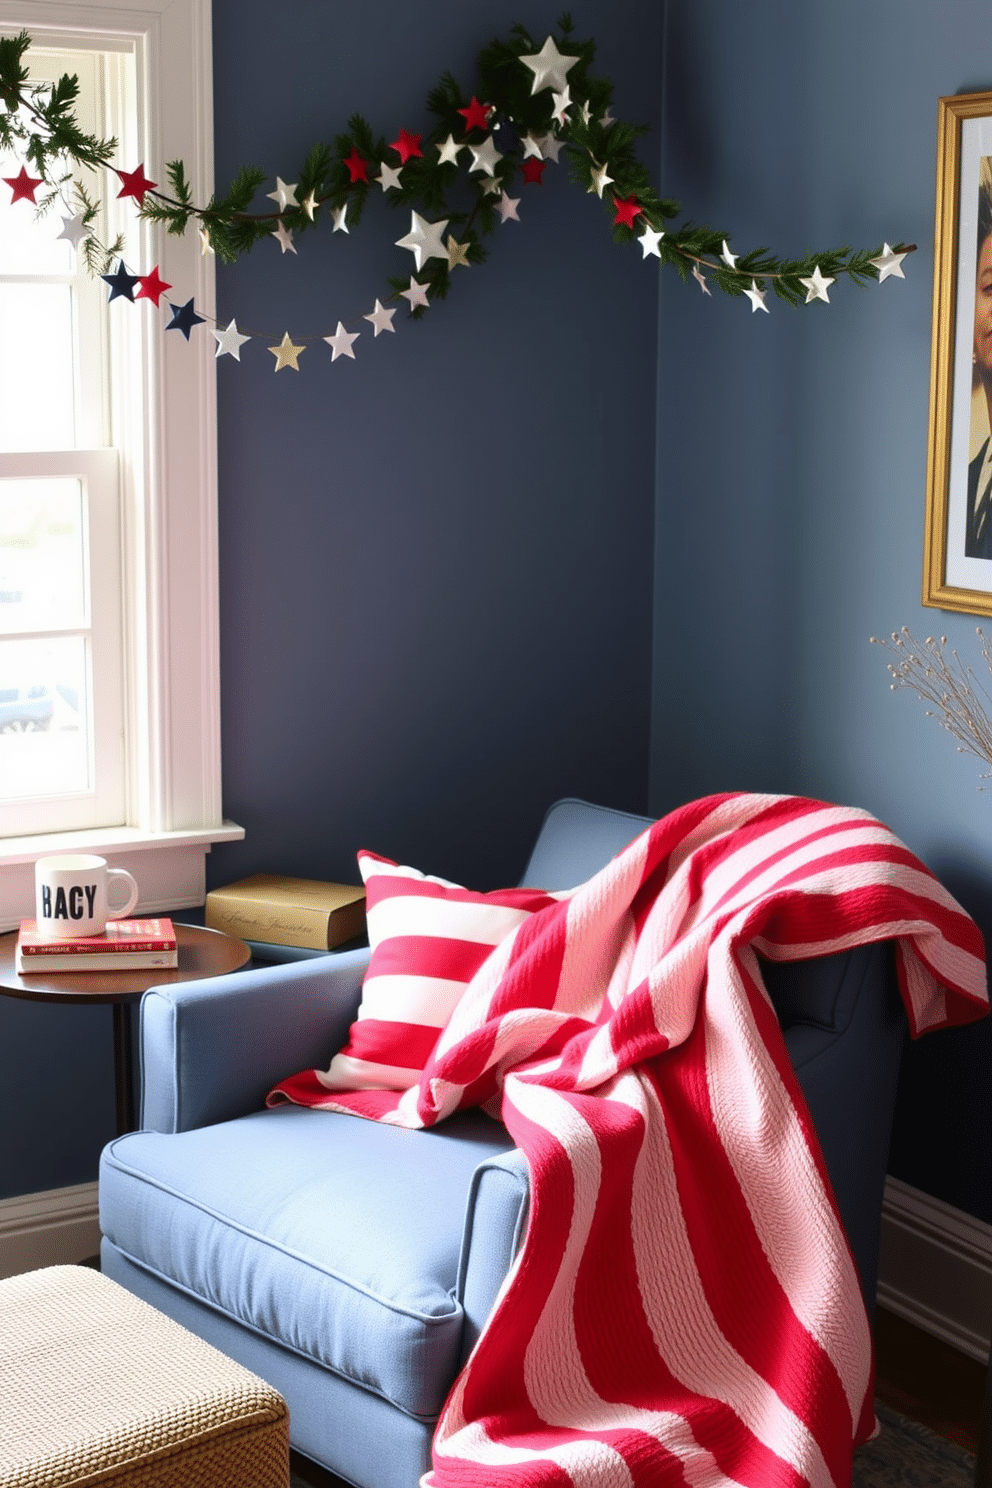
top-left (612, 193), bottom-right (644, 228)
top-left (343, 147), bottom-right (369, 184)
top-left (134, 265), bottom-right (173, 306)
top-left (389, 130), bottom-right (423, 165)
top-left (457, 96), bottom-right (491, 133)
top-left (4, 166), bottom-right (43, 203)
top-left (519, 157), bottom-right (547, 186)
top-left (116, 164), bottom-right (158, 204)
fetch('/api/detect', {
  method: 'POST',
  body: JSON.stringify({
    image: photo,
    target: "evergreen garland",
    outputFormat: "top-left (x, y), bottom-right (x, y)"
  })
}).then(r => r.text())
top-left (0, 17), bottom-right (914, 319)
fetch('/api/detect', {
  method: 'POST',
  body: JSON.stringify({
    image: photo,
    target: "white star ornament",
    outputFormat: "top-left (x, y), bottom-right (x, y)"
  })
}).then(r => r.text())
top-left (745, 279), bottom-right (769, 313)
top-left (57, 214), bottom-right (88, 249)
top-left (551, 87), bottom-right (572, 126)
top-left (536, 133), bottom-right (564, 163)
top-left (800, 265), bottom-right (835, 303)
top-left (869, 243), bottom-right (907, 283)
top-left (588, 161), bottom-right (614, 198)
top-left (638, 225), bottom-right (665, 259)
top-left (212, 319), bottom-right (251, 360)
top-left (267, 177), bottom-right (297, 209)
top-left (436, 135), bottom-right (462, 166)
top-left (332, 203), bottom-right (349, 233)
top-left (519, 36), bottom-right (579, 94)
top-left (693, 264), bottom-right (712, 296)
top-left (272, 220), bottom-right (296, 254)
top-left (497, 192), bottom-right (521, 223)
top-left (400, 277), bottom-right (430, 310)
top-left (364, 300), bottom-right (397, 336)
top-left (325, 321), bottom-right (360, 361)
top-left (468, 136), bottom-right (503, 177)
top-left (720, 240), bottom-right (738, 269)
top-left (521, 132), bottom-right (545, 159)
top-left (378, 162), bottom-right (404, 191)
top-left (395, 211), bottom-right (450, 271)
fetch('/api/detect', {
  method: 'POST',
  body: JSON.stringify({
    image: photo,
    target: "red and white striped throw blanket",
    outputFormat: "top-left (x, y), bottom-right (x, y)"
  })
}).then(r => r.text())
top-left (276, 794), bottom-right (989, 1487)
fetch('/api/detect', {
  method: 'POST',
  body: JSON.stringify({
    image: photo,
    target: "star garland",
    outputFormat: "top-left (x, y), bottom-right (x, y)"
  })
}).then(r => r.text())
top-left (0, 17), bottom-right (915, 373)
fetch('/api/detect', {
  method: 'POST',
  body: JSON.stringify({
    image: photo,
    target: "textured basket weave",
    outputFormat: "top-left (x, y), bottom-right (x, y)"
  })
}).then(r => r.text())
top-left (0, 1265), bottom-right (289, 1487)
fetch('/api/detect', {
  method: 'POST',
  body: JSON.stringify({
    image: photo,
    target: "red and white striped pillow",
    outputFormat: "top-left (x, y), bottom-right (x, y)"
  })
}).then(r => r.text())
top-left (315, 851), bottom-right (563, 1092)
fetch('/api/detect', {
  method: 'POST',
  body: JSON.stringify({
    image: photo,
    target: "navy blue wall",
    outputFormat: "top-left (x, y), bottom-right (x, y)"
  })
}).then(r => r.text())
top-left (0, 2), bottom-right (661, 1202)
top-left (653, 0), bottom-right (992, 1222)
top-left (206, 0), bottom-right (661, 897)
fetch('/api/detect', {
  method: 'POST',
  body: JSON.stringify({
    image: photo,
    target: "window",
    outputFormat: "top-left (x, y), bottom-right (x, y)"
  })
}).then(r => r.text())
top-left (0, 45), bottom-right (124, 836)
top-left (0, 0), bottom-right (242, 929)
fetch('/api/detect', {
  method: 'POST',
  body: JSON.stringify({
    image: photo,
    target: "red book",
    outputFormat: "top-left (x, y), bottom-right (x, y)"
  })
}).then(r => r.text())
top-left (17, 918), bottom-right (177, 954)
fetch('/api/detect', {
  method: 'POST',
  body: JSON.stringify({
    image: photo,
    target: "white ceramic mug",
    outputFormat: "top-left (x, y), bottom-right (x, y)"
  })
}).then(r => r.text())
top-left (34, 854), bottom-right (140, 938)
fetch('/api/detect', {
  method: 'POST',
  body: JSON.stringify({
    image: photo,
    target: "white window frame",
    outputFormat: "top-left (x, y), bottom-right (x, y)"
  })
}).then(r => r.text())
top-left (0, 0), bottom-right (243, 930)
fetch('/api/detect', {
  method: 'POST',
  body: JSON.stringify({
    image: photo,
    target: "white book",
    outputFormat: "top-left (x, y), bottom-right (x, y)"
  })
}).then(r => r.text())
top-left (16, 947), bottom-right (179, 973)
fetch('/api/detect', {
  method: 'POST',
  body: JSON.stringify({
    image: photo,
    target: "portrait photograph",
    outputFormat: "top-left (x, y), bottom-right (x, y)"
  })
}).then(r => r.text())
top-left (924, 93), bottom-right (992, 612)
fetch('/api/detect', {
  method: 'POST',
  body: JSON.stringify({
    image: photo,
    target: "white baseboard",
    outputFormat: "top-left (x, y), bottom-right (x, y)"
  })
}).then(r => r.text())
top-left (0, 1181), bottom-right (100, 1279)
top-left (878, 1174), bottom-right (992, 1363)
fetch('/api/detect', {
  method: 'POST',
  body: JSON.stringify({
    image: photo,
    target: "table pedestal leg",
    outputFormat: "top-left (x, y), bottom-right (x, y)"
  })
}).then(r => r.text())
top-left (112, 1002), bottom-right (135, 1135)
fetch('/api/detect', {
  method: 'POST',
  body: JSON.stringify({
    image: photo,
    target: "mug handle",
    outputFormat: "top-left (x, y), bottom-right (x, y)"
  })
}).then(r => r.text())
top-left (106, 868), bottom-right (140, 919)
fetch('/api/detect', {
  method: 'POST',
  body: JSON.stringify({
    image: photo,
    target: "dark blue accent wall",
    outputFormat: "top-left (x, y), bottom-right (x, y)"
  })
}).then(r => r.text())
top-left (653, 0), bottom-right (992, 1223)
top-left (0, 0), bottom-right (661, 1206)
top-left (206, 0), bottom-right (661, 897)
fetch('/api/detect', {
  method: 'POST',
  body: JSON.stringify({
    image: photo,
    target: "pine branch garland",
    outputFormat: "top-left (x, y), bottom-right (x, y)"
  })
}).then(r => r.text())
top-left (0, 21), bottom-right (916, 319)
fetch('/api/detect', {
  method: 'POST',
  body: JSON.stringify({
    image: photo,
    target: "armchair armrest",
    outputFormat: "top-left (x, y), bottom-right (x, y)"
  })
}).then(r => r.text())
top-left (139, 948), bottom-right (371, 1133)
top-left (457, 1146), bottom-right (530, 1366)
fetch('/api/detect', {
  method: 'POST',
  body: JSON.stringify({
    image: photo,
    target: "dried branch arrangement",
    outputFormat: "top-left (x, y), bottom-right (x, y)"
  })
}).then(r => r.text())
top-left (871, 627), bottom-right (992, 783)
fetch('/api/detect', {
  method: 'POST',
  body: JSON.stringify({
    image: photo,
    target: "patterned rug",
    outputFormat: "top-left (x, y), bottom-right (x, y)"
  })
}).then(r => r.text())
top-left (853, 1402), bottom-right (976, 1486)
top-left (289, 1403), bottom-right (978, 1487)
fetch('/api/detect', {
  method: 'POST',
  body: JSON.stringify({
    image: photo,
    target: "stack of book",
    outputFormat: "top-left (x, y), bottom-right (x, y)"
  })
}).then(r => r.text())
top-left (15, 918), bottom-right (179, 972)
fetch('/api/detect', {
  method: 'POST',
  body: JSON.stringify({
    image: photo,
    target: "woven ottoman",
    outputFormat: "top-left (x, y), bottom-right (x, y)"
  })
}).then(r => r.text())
top-left (0, 1265), bottom-right (290, 1487)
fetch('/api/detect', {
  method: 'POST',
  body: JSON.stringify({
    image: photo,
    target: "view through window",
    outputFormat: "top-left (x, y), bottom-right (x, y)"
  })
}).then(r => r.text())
top-left (0, 43), bottom-right (126, 835)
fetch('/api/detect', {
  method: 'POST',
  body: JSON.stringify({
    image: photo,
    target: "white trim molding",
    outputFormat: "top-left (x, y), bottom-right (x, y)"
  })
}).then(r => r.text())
top-left (878, 1174), bottom-right (992, 1363)
top-left (0, 0), bottom-right (236, 912)
top-left (0, 1180), bottom-right (99, 1278)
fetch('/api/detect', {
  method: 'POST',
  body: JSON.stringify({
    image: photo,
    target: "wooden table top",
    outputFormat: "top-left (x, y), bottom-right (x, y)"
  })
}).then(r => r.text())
top-left (0, 922), bottom-right (251, 1004)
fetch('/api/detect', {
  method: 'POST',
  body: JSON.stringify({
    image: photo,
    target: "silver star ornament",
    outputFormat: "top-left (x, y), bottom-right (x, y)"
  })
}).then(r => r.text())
top-left (745, 279), bottom-right (770, 313)
top-left (212, 318), bottom-right (251, 360)
top-left (519, 36), bottom-right (579, 94)
top-left (869, 243), bottom-right (908, 283)
top-left (468, 136), bottom-right (503, 177)
top-left (400, 277), bottom-right (430, 310)
top-left (324, 321), bottom-right (360, 361)
top-left (364, 300), bottom-right (397, 336)
top-left (395, 211), bottom-right (450, 271)
top-left (57, 214), bottom-right (89, 249)
top-left (266, 177), bottom-right (297, 209)
top-left (800, 265), bottom-right (835, 304)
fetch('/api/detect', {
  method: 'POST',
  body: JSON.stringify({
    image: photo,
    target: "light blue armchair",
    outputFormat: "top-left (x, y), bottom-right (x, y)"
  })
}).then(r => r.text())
top-left (99, 798), bottom-right (907, 1488)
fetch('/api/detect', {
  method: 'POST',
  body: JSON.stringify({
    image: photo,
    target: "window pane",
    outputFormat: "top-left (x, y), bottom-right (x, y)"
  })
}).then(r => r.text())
top-left (0, 635), bottom-right (90, 799)
top-left (0, 284), bottom-right (75, 450)
top-left (0, 477), bottom-right (86, 632)
top-left (0, 145), bottom-right (75, 276)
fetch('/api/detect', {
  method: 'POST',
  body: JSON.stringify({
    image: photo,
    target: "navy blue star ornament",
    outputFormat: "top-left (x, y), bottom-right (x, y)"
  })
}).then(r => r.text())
top-left (166, 298), bottom-right (206, 340)
top-left (100, 261), bottom-right (139, 301)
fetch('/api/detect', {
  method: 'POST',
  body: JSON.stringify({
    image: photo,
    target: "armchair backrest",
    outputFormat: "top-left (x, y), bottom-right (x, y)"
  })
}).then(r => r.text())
top-left (518, 798), bottom-right (651, 891)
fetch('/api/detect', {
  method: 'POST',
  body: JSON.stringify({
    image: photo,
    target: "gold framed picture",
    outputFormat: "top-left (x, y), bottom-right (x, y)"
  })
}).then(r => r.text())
top-left (923, 91), bottom-right (992, 615)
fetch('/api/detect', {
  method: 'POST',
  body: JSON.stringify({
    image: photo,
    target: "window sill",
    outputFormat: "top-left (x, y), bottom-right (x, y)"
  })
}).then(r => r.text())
top-left (0, 821), bottom-right (244, 932)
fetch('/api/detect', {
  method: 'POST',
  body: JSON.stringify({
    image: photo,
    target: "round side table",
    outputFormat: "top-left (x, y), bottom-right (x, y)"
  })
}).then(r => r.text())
top-left (0, 923), bottom-right (251, 1134)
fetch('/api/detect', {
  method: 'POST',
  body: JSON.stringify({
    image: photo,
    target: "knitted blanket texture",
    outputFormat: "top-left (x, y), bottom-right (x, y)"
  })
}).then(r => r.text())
top-left (273, 793), bottom-right (989, 1488)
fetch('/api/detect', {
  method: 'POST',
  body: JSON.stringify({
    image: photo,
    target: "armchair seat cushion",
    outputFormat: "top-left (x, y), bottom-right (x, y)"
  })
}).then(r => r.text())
top-left (100, 1104), bottom-right (515, 1420)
